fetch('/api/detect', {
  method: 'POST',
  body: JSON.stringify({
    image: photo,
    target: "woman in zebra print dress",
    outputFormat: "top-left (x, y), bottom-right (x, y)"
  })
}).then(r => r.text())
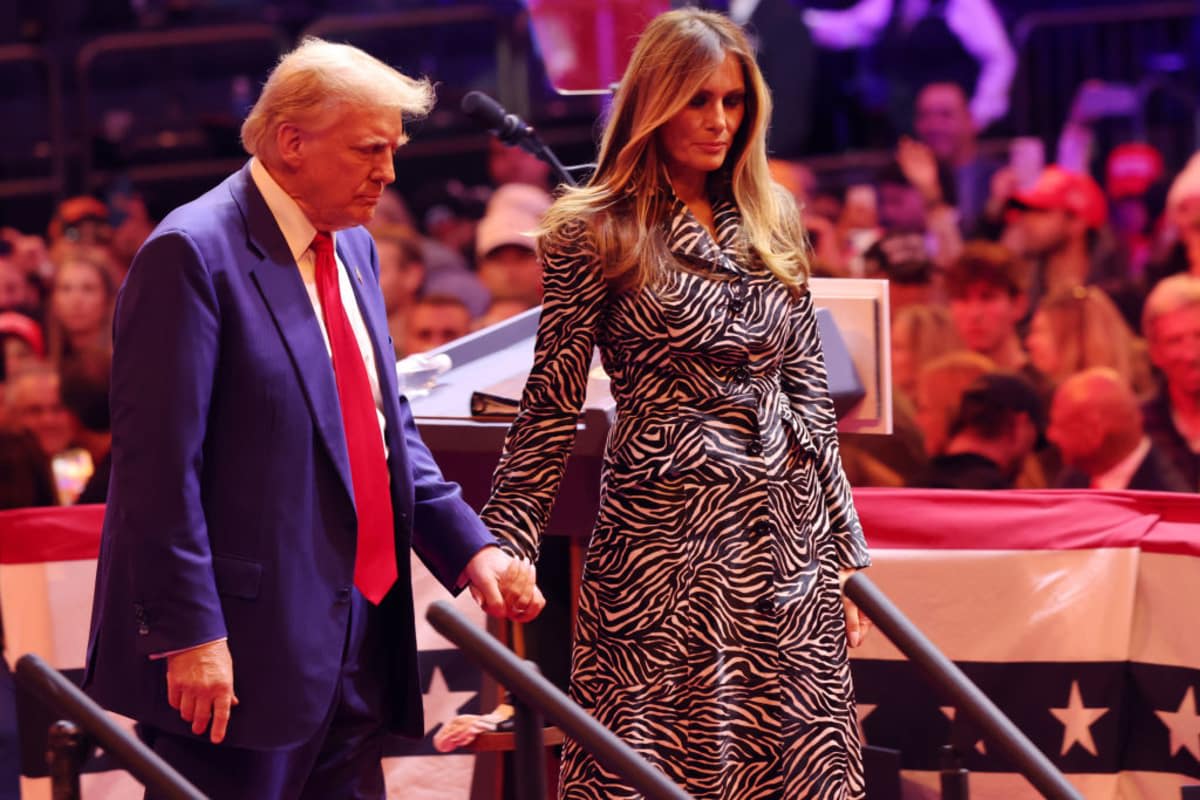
top-left (480, 9), bottom-right (872, 799)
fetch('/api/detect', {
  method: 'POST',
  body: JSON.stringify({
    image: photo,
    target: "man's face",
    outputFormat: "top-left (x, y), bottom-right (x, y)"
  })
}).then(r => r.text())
top-left (1017, 208), bottom-right (1072, 257)
top-left (376, 240), bottom-right (423, 315)
top-left (915, 84), bottom-right (974, 164)
top-left (878, 183), bottom-right (926, 231)
top-left (405, 303), bottom-right (471, 355)
top-left (1150, 305), bottom-right (1200, 396)
top-left (10, 374), bottom-right (74, 457)
top-left (950, 282), bottom-right (1021, 355)
top-left (478, 245), bottom-right (542, 307)
top-left (289, 105), bottom-right (404, 231)
top-left (1047, 392), bottom-right (1099, 470)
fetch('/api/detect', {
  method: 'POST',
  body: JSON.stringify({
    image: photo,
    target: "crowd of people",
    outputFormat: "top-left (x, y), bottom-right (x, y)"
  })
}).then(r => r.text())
top-left (817, 79), bottom-right (1200, 492)
top-left (2, 23), bottom-right (1199, 510)
top-left (0, 135), bottom-right (559, 509)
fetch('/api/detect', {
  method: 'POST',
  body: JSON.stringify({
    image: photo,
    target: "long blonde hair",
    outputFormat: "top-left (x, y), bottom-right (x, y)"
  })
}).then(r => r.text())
top-left (1034, 286), bottom-right (1152, 397)
top-left (540, 8), bottom-right (808, 293)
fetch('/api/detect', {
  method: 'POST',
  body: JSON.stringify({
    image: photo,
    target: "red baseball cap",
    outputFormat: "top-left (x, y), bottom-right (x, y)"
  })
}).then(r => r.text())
top-left (1106, 143), bottom-right (1164, 200)
top-left (1012, 166), bottom-right (1108, 229)
top-left (0, 311), bottom-right (45, 357)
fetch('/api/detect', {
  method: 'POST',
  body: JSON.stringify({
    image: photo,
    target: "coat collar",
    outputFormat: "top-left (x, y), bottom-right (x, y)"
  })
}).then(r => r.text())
top-left (663, 191), bottom-right (746, 275)
top-left (227, 161), bottom-right (356, 503)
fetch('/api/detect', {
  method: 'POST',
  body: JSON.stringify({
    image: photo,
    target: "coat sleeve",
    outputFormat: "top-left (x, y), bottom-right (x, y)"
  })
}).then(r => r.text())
top-left (108, 230), bottom-right (228, 656)
top-left (779, 289), bottom-right (871, 571)
top-left (480, 220), bottom-right (607, 562)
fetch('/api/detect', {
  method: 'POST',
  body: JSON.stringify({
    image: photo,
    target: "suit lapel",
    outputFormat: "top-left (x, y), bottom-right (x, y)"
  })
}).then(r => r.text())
top-left (229, 164), bottom-right (356, 502)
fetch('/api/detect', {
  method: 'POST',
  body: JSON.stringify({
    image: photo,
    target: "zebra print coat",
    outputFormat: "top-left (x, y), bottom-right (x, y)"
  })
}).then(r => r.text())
top-left (481, 195), bottom-right (872, 799)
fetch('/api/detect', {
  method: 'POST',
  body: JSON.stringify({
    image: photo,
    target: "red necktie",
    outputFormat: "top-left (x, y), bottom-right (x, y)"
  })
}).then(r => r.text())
top-left (312, 231), bottom-right (398, 604)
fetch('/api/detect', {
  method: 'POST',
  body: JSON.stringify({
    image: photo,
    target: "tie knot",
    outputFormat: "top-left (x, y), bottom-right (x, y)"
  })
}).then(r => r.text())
top-left (312, 231), bottom-right (334, 258)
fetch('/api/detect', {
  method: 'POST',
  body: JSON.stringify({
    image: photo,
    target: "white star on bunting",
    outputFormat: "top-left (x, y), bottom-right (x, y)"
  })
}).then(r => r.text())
top-left (1155, 686), bottom-right (1200, 761)
top-left (422, 665), bottom-right (478, 736)
top-left (1049, 680), bottom-right (1108, 757)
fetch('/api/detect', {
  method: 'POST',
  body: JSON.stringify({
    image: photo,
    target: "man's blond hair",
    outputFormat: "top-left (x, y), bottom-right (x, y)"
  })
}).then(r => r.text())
top-left (240, 37), bottom-right (434, 160)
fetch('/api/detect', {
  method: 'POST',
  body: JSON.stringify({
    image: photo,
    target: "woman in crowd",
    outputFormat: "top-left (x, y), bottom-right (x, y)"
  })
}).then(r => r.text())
top-left (1025, 285), bottom-right (1152, 399)
top-left (481, 9), bottom-right (871, 798)
top-left (45, 251), bottom-right (116, 366)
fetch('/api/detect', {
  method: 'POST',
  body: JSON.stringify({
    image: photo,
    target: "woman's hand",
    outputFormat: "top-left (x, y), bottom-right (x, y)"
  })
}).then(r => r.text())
top-left (838, 568), bottom-right (871, 648)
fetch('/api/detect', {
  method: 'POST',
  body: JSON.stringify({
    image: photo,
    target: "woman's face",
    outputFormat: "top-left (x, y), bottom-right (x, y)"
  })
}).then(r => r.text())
top-left (53, 262), bottom-right (108, 337)
top-left (657, 51), bottom-right (746, 187)
top-left (1025, 311), bottom-right (1059, 379)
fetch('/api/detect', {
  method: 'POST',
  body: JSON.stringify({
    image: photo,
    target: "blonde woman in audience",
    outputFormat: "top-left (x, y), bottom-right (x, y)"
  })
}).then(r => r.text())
top-left (1025, 285), bottom-right (1153, 399)
top-left (46, 250), bottom-right (116, 366)
top-left (914, 350), bottom-right (996, 457)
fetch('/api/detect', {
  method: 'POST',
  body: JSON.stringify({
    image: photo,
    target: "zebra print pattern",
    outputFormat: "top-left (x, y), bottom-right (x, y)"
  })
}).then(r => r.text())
top-left (481, 196), bottom-right (871, 799)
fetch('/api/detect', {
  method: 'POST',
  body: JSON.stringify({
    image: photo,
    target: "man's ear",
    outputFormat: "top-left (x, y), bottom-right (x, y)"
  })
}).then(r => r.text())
top-left (276, 123), bottom-right (304, 170)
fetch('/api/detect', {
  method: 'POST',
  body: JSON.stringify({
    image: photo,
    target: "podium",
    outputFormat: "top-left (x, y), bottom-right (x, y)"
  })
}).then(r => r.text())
top-left (408, 277), bottom-right (892, 527)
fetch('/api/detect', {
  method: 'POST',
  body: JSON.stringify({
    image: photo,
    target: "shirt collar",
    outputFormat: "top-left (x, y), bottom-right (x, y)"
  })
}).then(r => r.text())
top-left (1091, 436), bottom-right (1152, 490)
top-left (664, 191), bottom-right (745, 275)
top-left (249, 157), bottom-right (329, 260)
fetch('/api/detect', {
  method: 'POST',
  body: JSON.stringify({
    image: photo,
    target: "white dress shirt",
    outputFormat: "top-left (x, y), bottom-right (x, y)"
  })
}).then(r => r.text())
top-left (1090, 437), bottom-right (1151, 491)
top-left (250, 158), bottom-right (390, 449)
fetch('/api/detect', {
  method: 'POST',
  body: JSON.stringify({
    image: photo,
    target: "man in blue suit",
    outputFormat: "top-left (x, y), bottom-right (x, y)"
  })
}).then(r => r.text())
top-left (84, 38), bottom-right (543, 798)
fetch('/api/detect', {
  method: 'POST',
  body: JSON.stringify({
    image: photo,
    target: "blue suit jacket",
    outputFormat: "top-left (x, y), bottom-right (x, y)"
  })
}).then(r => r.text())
top-left (84, 163), bottom-right (496, 749)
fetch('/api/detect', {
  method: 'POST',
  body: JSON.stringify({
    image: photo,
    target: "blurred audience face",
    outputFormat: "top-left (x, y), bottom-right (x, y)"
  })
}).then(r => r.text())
top-left (476, 299), bottom-right (530, 330)
top-left (1048, 369), bottom-right (1141, 474)
top-left (914, 83), bottom-right (974, 165)
top-left (7, 371), bottom-right (74, 456)
top-left (914, 352), bottom-right (994, 456)
top-left (405, 299), bottom-right (471, 354)
top-left (52, 260), bottom-right (110, 340)
top-left (656, 52), bottom-right (746, 185)
top-left (375, 238), bottom-right (425, 316)
top-left (1149, 304), bottom-right (1200, 397)
top-left (878, 182), bottom-right (926, 232)
top-left (1017, 208), bottom-right (1076, 257)
top-left (949, 282), bottom-right (1023, 356)
top-left (477, 245), bottom-right (542, 308)
top-left (488, 138), bottom-right (552, 189)
top-left (1024, 311), bottom-right (1057, 379)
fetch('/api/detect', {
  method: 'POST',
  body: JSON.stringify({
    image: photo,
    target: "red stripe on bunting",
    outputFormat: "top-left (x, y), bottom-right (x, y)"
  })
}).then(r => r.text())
top-left (0, 504), bottom-right (106, 563)
top-left (1, 490), bottom-right (1199, 565)
top-left (853, 488), bottom-right (1200, 557)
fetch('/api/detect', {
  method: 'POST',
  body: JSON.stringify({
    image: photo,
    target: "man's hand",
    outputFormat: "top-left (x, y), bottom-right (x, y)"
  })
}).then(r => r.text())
top-left (463, 546), bottom-right (546, 623)
top-left (166, 639), bottom-right (238, 743)
top-left (838, 568), bottom-right (872, 649)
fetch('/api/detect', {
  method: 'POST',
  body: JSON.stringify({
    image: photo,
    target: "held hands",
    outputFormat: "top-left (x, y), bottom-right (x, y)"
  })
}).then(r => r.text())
top-left (166, 639), bottom-right (238, 743)
top-left (838, 568), bottom-right (872, 649)
top-left (464, 545), bottom-right (546, 623)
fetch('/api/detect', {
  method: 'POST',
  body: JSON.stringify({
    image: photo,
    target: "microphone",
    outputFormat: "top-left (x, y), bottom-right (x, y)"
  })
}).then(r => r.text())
top-left (461, 91), bottom-right (536, 145)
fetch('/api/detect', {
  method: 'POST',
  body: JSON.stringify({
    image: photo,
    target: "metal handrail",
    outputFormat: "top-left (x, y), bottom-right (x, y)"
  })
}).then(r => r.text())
top-left (0, 43), bottom-right (66, 206)
top-left (843, 573), bottom-right (1084, 800)
top-left (1013, 2), bottom-right (1197, 48)
top-left (75, 22), bottom-right (288, 189)
top-left (300, 6), bottom-right (523, 116)
top-left (14, 653), bottom-right (206, 800)
top-left (426, 600), bottom-right (693, 800)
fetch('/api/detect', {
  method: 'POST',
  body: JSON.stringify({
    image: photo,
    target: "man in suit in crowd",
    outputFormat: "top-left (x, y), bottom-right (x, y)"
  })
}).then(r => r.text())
top-left (84, 38), bottom-right (542, 799)
top-left (1050, 368), bottom-right (1189, 492)
top-left (1140, 274), bottom-right (1200, 491)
